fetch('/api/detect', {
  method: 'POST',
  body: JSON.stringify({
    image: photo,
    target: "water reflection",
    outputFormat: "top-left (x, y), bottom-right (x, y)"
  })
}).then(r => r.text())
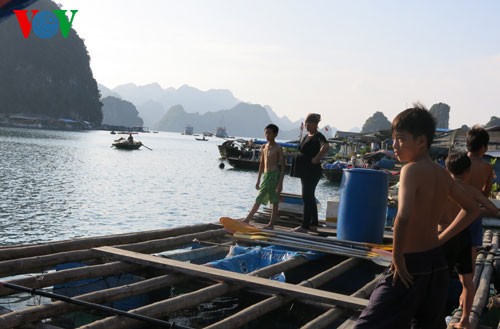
top-left (0, 128), bottom-right (339, 245)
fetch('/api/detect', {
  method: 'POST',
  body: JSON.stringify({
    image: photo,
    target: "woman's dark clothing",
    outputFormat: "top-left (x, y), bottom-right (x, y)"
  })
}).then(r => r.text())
top-left (297, 132), bottom-right (327, 229)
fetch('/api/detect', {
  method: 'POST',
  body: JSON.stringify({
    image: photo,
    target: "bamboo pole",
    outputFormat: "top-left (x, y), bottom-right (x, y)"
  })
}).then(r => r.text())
top-left (448, 231), bottom-right (496, 327)
top-left (0, 261), bottom-right (140, 297)
top-left (300, 276), bottom-right (378, 329)
top-left (0, 272), bottom-right (186, 328)
top-left (1, 282), bottom-right (188, 329)
top-left (0, 229), bottom-right (227, 277)
top-left (474, 230), bottom-right (493, 287)
top-left (473, 250), bottom-right (487, 289)
top-left (0, 245), bottom-right (232, 327)
top-left (76, 255), bottom-right (312, 329)
top-left (163, 244), bottom-right (230, 262)
top-left (0, 223), bottom-right (219, 261)
top-left (337, 319), bottom-right (357, 329)
top-left (204, 257), bottom-right (361, 329)
top-left (0, 245), bottom-right (230, 297)
top-left (469, 232), bottom-right (498, 329)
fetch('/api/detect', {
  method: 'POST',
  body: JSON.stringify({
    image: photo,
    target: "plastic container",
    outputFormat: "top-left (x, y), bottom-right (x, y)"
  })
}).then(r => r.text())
top-left (337, 168), bottom-right (389, 244)
top-left (325, 200), bottom-right (339, 227)
top-left (386, 206), bottom-right (397, 226)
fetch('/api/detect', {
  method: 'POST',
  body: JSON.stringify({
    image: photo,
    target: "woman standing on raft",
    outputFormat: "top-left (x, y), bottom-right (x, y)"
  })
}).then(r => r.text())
top-left (292, 113), bottom-right (329, 232)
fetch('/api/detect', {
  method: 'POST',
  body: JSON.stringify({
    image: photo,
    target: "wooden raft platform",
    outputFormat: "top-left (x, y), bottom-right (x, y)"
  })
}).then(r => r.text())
top-left (0, 222), bottom-right (498, 329)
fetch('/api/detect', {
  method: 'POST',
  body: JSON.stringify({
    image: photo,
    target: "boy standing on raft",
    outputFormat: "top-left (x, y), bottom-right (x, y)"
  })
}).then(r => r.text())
top-left (242, 124), bottom-right (285, 229)
top-left (440, 152), bottom-right (500, 329)
top-left (466, 126), bottom-right (495, 261)
top-left (354, 105), bottom-right (480, 329)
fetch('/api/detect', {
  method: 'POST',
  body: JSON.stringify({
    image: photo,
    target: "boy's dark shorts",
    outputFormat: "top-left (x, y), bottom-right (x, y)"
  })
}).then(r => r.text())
top-left (467, 216), bottom-right (483, 247)
top-left (354, 246), bottom-right (448, 329)
top-left (442, 229), bottom-right (473, 275)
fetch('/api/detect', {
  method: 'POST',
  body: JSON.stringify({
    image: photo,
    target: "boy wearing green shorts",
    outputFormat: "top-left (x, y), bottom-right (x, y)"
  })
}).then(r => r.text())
top-left (242, 124), bottom-right (285, 229)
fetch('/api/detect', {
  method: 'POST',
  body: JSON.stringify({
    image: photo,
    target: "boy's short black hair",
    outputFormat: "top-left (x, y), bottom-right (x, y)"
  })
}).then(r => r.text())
top-left (445, 152), bottom-right (471, 176)
top-left (265, 124), bottom-right (279, 134)
top-left (467, 125), bottom-right (489, 152)
top-left (391, 103), bottom-right (436, 149)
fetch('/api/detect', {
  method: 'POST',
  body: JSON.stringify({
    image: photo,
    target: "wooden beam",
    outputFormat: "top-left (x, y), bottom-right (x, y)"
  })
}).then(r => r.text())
top-left (93, 246), bottom-right (369, 309)
top-left (0, 273), bottom-right (186, 328)
top-left (300, 276), bottom-right (379, 329)
top-left (0, 223), bottom-right (219, 261)
top-left (0, 229), bottom-right (226, 277)
top-left (0, 261), bottom-right (140, 297)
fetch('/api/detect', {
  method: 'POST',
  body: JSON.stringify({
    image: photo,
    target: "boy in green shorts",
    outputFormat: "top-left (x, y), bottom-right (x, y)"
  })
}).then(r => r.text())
top-left (242, 124), bottom-right (285, 229)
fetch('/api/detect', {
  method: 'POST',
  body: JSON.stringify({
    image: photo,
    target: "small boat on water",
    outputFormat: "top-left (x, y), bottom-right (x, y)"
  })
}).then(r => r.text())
top-left (225, 156), bottom-right (294, 172)
top-left (215, 126), bottom-right (229, 138)
top-left (111, 134), bottom-right (143, 150)
top-left (182, 124), bottom-right (194, 135)
top-left (322, 161), bottom-right (348, 183)
top-left (195, 136), bottom-right (208, 141)
top-left (112, 140), bottom-right (142, 150)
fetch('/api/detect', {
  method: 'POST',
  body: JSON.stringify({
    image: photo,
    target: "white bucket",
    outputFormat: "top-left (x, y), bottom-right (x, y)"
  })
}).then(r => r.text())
top-left (326, 200), bottom-right (339, 227)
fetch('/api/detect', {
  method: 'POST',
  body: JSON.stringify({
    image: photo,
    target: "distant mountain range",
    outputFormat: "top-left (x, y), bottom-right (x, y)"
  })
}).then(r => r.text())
top-left (98, 83), bottom-right (337, 139)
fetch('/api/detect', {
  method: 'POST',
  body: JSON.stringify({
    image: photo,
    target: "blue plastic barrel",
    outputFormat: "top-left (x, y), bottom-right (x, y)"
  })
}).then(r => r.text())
top-left (337, 168), bottom-right (389, 244)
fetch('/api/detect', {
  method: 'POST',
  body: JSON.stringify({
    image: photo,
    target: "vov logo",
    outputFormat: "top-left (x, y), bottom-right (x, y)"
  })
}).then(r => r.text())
top-left (13, 9), bottom-right (78, 39)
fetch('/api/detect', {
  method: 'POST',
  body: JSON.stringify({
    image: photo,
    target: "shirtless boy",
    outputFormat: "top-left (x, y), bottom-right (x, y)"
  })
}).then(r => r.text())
top-left (242, 124), bottom-right (285, 229)
top-left (440, 152), bottom-right (499, 329)
top-left (355, 105), bottom-right (480, 329)
top-left (466, 126), bottom-right (495, 260)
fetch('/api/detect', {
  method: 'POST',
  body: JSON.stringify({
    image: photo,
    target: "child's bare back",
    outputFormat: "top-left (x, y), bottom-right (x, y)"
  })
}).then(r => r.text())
top-left (440, 180), bottom-right (499, 230)
top-left (468, 156), bottom-right (494, 196)
top-left (397, 159), bottom-right (452, 253)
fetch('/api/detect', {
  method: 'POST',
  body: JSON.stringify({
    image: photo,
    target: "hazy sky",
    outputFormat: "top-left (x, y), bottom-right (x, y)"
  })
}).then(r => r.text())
top-left (57, 0), bottom-right (500, 131)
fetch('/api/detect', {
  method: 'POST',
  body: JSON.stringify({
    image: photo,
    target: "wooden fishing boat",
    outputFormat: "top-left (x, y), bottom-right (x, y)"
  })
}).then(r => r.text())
top-left (225, 156), bottom-right (294, 173)
top-left (217, 139), bottom-right (257, 158)
top-left (322, 166), bottom-right (344, 183)
top-left (226, 156), bottom-right (260, 170)
top-left (112, 133), bottom-right (146, 150)
top-left (0, 220), bottom-right (497, 329)
top-left (112, 140), bottom-right (143, 150)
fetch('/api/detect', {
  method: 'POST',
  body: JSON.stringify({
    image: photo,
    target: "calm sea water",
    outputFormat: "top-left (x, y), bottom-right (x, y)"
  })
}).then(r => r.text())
top-left (0, 128), bottom-right (340, 245)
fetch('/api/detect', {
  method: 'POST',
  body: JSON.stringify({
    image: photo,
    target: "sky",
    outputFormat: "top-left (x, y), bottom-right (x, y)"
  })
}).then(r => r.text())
top-left (56, 0), bottom-right (500, 131)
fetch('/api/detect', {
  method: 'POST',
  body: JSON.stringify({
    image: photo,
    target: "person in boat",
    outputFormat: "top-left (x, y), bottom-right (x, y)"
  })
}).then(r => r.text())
top-left (439, 152), bottom-right (500, 329)
top-left (241, 124), bottom-right (285, 229)
top-left (466, 125), bottom-right (495, 263)
top-left (354, 104), bottom-right (480, 329)
top-left (291, 113), bottom-right (329, 233)
top-left (127, 134), bottom-right (134, 143)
